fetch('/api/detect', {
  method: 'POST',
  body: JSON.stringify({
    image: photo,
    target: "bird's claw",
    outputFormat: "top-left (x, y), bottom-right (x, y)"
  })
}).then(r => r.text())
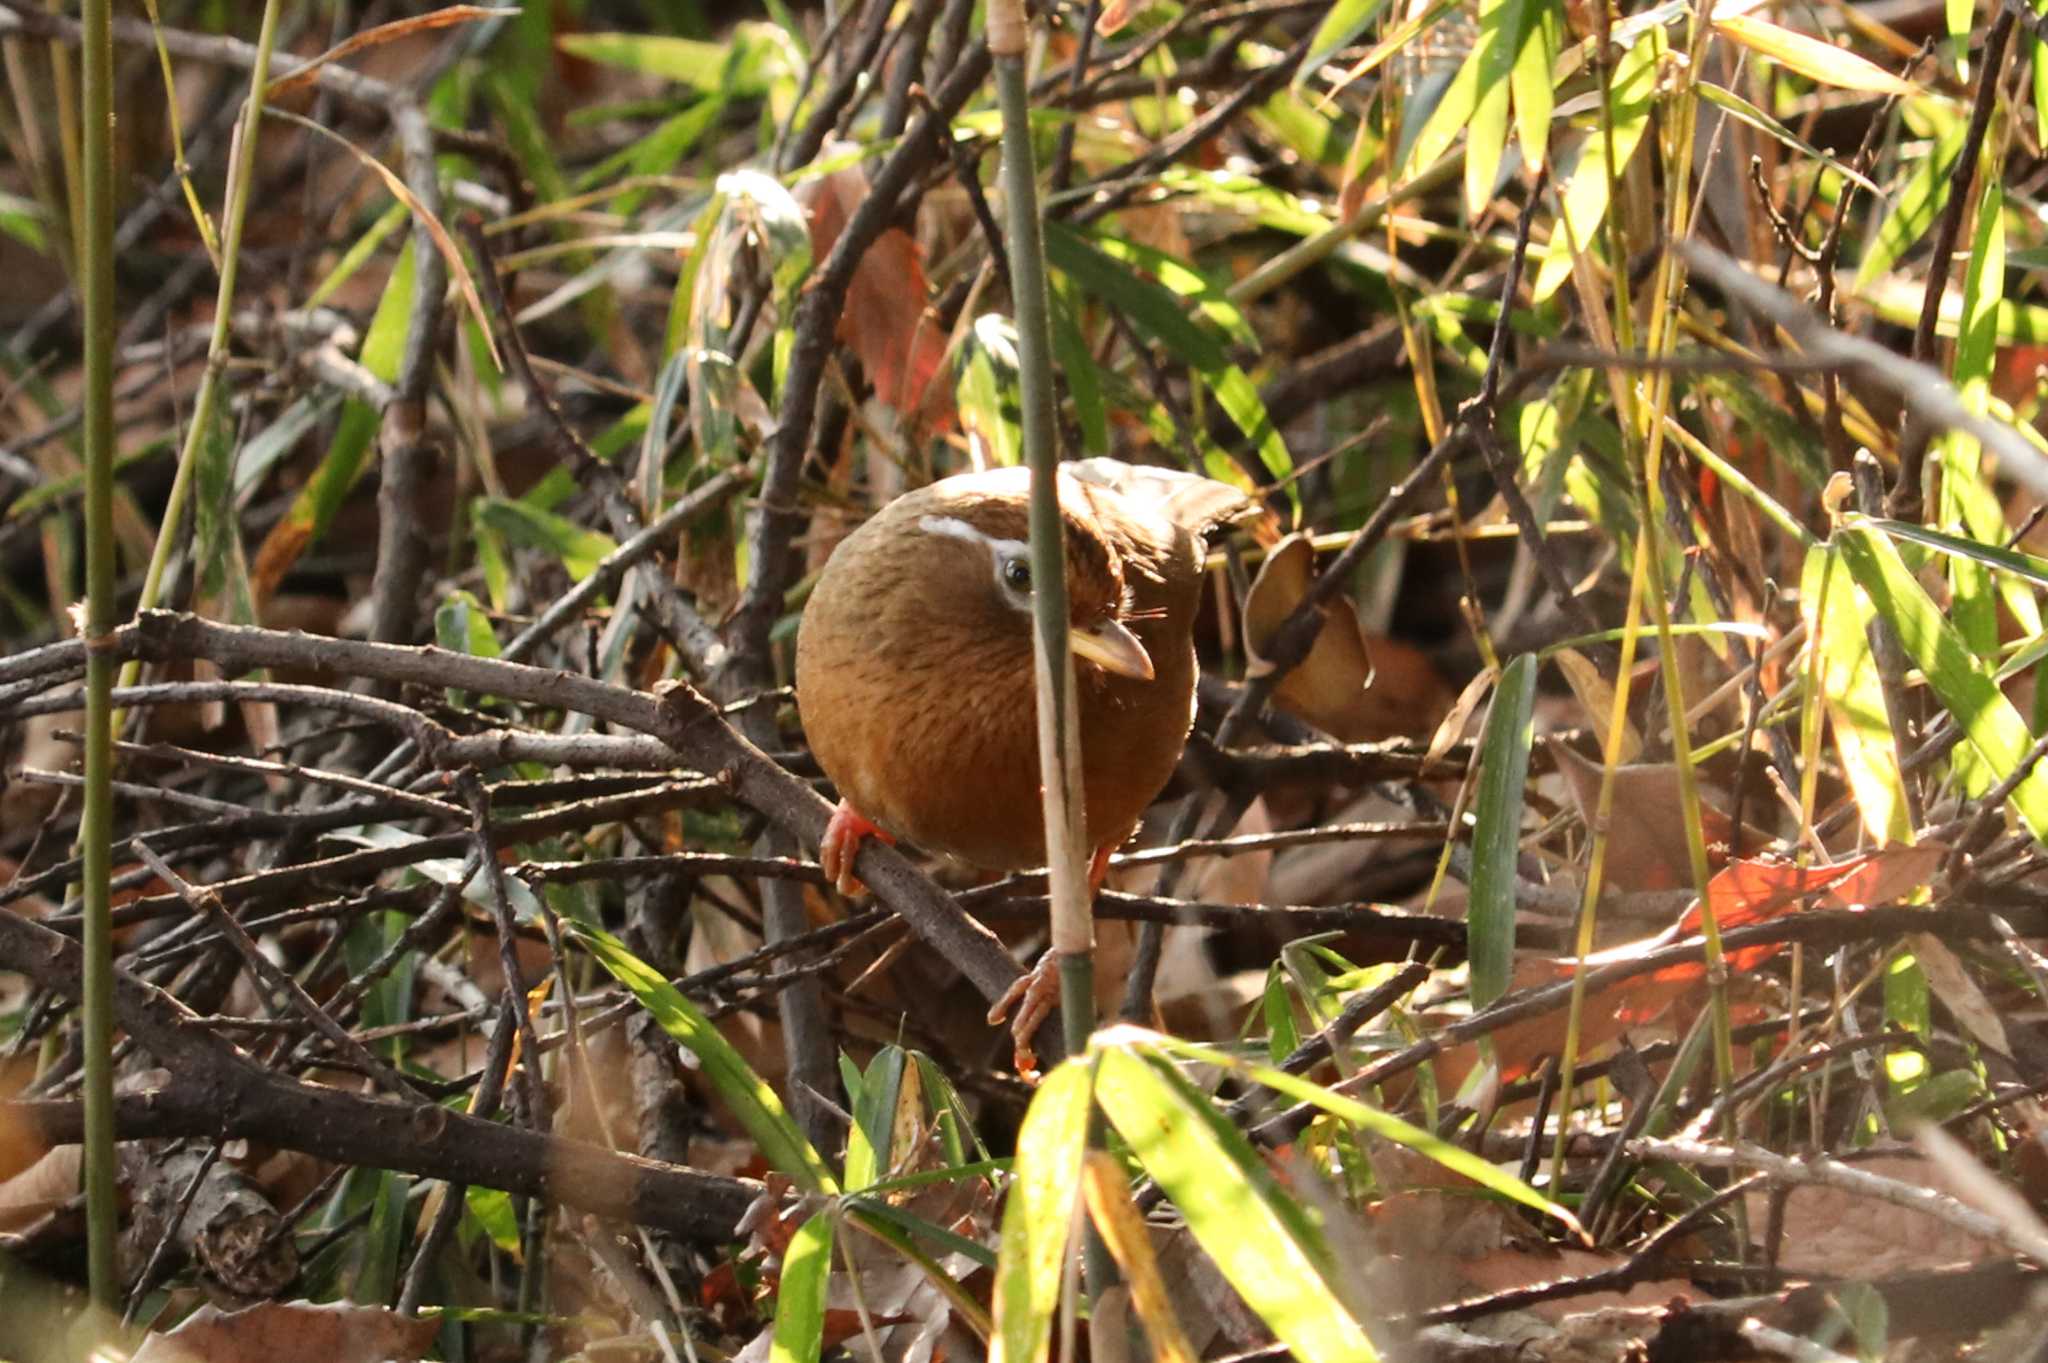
top-left (988, 952), bottom-right (1063, 1078)
top-left (819, 801), bottom-right (894, 897)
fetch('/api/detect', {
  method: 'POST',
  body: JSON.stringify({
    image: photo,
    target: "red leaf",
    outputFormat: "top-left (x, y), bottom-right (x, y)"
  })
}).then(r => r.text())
top-left (1583, 843), bottom-right (1944, 1021)
top-left (799, 160), bottom-right (955, 433)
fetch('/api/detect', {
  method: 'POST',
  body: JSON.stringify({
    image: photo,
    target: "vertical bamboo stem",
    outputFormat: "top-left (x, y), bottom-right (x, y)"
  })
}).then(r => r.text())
top-left (990, 0), bottom-right (1095, 1061)
top-left (75, 0), bottom-right (116, 1308)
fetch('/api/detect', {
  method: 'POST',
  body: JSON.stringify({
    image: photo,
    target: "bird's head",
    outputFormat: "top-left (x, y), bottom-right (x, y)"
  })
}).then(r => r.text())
top-left (886, 474), bottom-right (1155, 683)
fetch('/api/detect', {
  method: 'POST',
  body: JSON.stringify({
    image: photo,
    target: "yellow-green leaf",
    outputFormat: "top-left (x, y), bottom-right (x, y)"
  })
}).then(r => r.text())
top-left (990, 1059), bottom-right (1093, 1363)
top-left (570, 923), bottom-right (837, 1193)
top-left (769, 1213), bottom-right (835, 1363)
top-left (1837, 523), bottom-right (2048, 842)
top-left (1094, 1042), bottom-right (1378, 1363)
top-left (1800, 545), bottom-right (1912, 847)
top-left (1711, 14), bottom-right (1917, 94)
top-left (1533, 27), bottom-right (1662, 301)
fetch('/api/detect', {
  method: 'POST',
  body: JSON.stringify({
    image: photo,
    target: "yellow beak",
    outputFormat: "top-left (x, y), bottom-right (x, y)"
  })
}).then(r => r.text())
top-left (1069, 618), bottom-right (1154, 681)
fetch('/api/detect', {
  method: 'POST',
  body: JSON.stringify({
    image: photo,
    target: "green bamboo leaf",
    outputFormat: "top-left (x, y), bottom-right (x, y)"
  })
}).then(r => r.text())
top-left (465, 1186), bottom-right (521, 1253)
top-left (474, 498), bottom-right (617, 581)
top-left (570, 923), bottom-right (837, 1192)
top-left (1405, 38), bottom-right (1484, 179)
top-left (1093, 1044), bottom-right (1377, 1363)
top-left (769, 1212), bottom-right (835, 1363)
top-left (1091, 233), bottom-right (1257, 350)
top-left (1299, 0), bottom-right (1392, 86)
top-left (275, 240), bottom-right (416, 554)
top-left (1154, 167), bottom-right (1332, 236)
top-left (304, 201), bottom-right (408, 311)
top-left (844, 1046), bottom-right (907, 1191)
top-left (1044, 224), bottom-right (1294, 496)
top-left (1532, 27), bottom-right (1662, 301)
top-left (1711, 14), bottom-right (1917, 94)
top-left (847, 1196), bottom-right (999, 1270)
top-left (1836, 523), bottom-right (2048, 840)
top-left (1947, 0), bottom-right (1973, 68)
top-left (434, 589), bottom-right (502, 708)
top-left (1141, 1030), bottom-right (1581, 1233)
top-left (192, 401), bottom-right (240, 603)
top-left (1338, 0), bottom-right (1461, 89)
top-left (1510, 0), bottom-right (1559, 172)
top-left (959, 314), bottom-right (1024, 467)
top-left (1869, 518), bottom-right (2048, 587)
top-left (1799, 545), bottom-right (1912, 846)
top-left (1470, 654), bottom-right (1536, 1008)
top-left (1855, 123), bottom-right (1967, 290)
top-left (1052, 284), bottom-right (1108, 456)
top-left (0, 188), bottom-right (46, 250)
top-left (990, 1059), bottom-right (1093, 1363)
top-left (1936, 179), bottom-right (2032, 716)
top-left (1262, 964), bottom-right (1302, 1063)
top-left (1464, 47), bottom-right (1512, 216)
top-left (1462, 0), bottom-right (1535, 214)
top-left (911, 1050), bottom-right (990, 1167)
top-left (1693, 82), bottom-right (1880, 197)
top-left (556, 27), bottom-right (786, 95)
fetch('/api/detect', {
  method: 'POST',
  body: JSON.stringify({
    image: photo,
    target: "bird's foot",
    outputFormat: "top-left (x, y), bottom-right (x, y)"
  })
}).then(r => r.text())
top-left (988, 951), bottom-right (1064, 1078)
top-left (987, 850), bottom-right (1113, 1075)
top-left (819, 801), bottom-right (894, 896)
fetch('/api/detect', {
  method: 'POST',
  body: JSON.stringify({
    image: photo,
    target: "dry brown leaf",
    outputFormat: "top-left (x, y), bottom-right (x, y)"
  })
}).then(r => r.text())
top-left (130, 1301), bottom-right (439, 1363)
top-left (1752, 1155), bottom-right (2005, 1278)
top-left (1551, 648), bottom-right (1641, 765)
top-left (1245, 533), bottom-right (1451, 741)
top-left (1550, 744), bottom-right (1735, 893)
top-left (0, 1145), bottom-right (76, 1233)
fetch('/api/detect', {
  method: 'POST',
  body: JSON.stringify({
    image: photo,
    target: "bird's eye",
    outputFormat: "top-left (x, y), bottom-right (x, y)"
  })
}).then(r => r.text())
top-left (1001, 557), bottom-right (1032, 592)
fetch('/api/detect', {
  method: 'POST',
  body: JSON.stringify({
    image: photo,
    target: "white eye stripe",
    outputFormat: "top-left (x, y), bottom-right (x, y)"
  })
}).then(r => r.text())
top-left (916, 515), bottom-right (1026, 559)
top-left (917, 516), bottom-right (1031, 601)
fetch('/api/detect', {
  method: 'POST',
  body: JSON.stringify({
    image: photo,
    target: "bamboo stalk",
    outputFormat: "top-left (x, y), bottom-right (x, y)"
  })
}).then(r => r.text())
top-left (990, 0), bottom-right (1094, 1062)
top-left (76, 0), bottom-right (115, 1309)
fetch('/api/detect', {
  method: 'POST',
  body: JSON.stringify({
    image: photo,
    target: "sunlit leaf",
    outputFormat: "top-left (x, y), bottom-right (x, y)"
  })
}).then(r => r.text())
top-left (1694, 82), bottom-right (1880, 196)
top-left (1533, 28), bottom-right (1662, 301)
top-left (1837, 522), bottom-right (2048, 840)
top-left (1711, 14), bottom-right (1916, 93)
top-left (1301, 0), bottom-right (1392, 86)
top-left (1855, 123), bottom-right (1966, 290)
top-left (990, 1060), bottom-right (1093, 1363)
top-left (1800, 545), bottom-right (1911, 846)
top-left (1093, 1043), bottom-right (1377, 1363)
top-left (570, 924), bottom-right (837, 1192)
top-left (1141, 1030), bottom-right (1580, 1233)
top-left (1511, 0), bottom-right (1560, 171)
top-left (769, 1213), bottom-right (835, 1363)
top-left (557, 26), bottom-right (788, 95)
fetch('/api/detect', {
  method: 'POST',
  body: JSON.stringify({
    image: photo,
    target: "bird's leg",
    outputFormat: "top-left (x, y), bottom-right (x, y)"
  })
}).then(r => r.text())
top-left (987, 954), bottom-right (1061, 1077)
top-left (1088, 843), bottom-right (1115, 896)
top-left (988, 843), bottom-right (1118, 1076)
top-left (818, 801), bottom-right (895, 897)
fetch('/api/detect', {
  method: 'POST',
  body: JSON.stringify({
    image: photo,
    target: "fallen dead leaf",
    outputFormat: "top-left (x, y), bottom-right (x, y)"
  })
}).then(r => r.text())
top-left (798, 151), bottom-right (954, 435)
top-left (130, 1301), bottom-right (439, 1363)
top-left (1245, 533), bottom-right (1452, 741)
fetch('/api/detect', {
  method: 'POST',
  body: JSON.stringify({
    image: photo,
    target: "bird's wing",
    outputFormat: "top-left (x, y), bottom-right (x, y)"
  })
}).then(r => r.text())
top-left (1064, 457), bottom-right (1258, 536)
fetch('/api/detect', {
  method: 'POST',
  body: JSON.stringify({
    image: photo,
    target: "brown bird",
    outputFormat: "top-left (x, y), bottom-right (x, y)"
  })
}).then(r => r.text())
top-left (795, 458), bottom-right (1255, 1066)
